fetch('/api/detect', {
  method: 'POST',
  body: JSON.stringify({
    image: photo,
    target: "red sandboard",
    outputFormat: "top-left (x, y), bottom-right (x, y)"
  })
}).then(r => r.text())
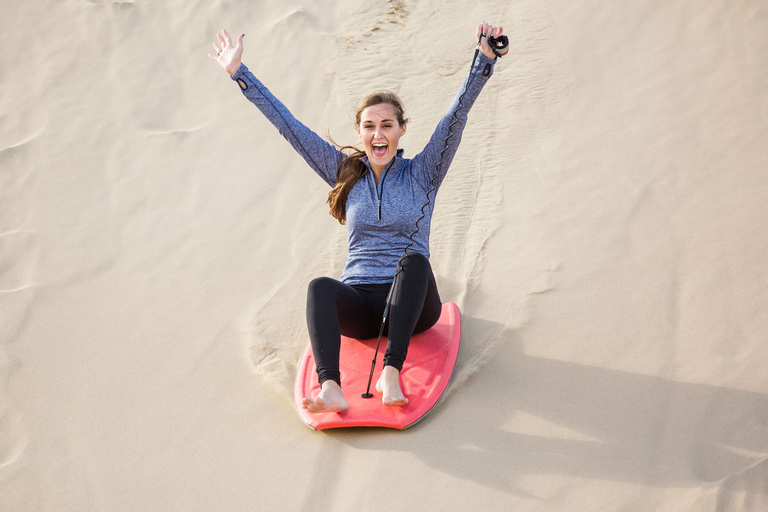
top-left (294, 302), bottom-right (461, 430)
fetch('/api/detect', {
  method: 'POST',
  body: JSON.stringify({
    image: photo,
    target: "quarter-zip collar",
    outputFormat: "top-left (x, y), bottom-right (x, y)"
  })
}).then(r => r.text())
top-left (361, 149), bottom-right (404, 220)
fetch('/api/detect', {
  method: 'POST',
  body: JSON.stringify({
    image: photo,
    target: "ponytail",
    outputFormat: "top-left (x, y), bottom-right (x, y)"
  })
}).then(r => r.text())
top-left (327, 144), bottom-right (367, 224)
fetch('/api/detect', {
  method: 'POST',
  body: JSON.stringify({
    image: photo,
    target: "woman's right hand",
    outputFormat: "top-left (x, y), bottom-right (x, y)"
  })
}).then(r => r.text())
top-left (208, 29), bottom-right (244, 76)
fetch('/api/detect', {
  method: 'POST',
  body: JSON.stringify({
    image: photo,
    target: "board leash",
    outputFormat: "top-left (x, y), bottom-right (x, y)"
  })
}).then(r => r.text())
top-left (361, 32), bottom-right (509, 398)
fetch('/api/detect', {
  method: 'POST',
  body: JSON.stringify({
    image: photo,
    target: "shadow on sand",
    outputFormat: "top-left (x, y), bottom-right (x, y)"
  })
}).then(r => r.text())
top-left (320, 315), bottom-right (768, 500)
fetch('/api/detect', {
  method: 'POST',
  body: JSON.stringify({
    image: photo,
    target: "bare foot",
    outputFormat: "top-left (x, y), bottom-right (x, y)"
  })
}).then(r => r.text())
top-left (301, 380), bottom-right (349, 413)
top-left (375, 365), bottom-right (409, 407)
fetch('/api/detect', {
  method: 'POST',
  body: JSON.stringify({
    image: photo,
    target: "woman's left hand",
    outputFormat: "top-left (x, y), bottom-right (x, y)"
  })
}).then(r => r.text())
top-left (476, 22), bottom-right (503, 60)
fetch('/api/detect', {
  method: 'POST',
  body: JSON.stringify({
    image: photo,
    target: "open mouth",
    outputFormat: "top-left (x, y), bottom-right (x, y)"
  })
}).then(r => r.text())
top-left (372, 142), bottom-right (388, 158)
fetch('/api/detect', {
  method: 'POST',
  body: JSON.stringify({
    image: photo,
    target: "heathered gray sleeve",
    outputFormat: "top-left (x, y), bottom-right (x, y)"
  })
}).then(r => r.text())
top-left (411, 52), bottom-right (496, 191)
top-left (231, 64), bottom-right (340, 187)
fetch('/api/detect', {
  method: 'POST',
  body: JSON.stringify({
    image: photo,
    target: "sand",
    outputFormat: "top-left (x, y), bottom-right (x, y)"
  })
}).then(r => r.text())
top-left (2, 0), bottom-right (767, 510)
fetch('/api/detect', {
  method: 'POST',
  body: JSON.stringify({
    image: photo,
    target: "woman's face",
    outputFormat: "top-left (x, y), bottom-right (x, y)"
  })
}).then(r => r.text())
top-left (357, 103), bottom-right (407, 173)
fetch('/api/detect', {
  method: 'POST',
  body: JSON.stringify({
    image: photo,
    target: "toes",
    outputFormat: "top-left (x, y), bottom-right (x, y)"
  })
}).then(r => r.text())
top-left (383, 396), bottom-right (408, 407)
top-left (302, 396), bottom-right (326, 412)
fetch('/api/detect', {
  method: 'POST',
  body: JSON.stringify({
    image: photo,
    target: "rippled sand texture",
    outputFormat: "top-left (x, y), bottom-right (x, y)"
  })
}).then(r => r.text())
top-left (1, 0), bottom-right (767, 510)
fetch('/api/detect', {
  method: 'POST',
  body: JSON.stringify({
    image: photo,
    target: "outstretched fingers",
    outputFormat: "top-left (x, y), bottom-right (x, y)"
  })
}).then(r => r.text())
top-left (208, 29), bottom-right (245, 75)
top-left (209, 32), bottom-right (226, 60)
top-left (221, 28), bottom-right (233, 47)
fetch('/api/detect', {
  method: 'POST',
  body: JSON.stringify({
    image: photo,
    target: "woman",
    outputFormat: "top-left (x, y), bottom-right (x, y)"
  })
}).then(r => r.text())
top-left (210, 22), bottom-right (502, 413)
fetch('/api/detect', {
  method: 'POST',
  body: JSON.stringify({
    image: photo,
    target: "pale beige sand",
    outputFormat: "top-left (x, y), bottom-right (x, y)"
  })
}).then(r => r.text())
top-left (2, 0), bottom-right (767, 510)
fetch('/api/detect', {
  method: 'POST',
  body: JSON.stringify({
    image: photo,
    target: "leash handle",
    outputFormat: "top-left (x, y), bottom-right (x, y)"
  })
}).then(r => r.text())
top-left (486, 34), bottom-right (509, 58)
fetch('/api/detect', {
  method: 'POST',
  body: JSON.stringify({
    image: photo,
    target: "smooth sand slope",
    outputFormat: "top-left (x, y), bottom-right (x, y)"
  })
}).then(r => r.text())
top-left (1, 0), bottom-right (767, 510)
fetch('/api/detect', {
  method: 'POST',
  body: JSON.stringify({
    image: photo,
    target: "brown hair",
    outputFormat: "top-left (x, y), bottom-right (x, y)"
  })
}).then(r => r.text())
top-left (327, 90), bottom-right (408, 224)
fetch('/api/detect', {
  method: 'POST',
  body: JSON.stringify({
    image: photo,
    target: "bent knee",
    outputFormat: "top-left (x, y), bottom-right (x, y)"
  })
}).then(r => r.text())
top-left (307, 276), bottom-right (340, 301)
top-left (399, 252), bottom-right (429, 271)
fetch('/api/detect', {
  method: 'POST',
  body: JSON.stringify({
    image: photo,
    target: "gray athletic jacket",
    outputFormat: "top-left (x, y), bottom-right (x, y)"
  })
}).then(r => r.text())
top-left (231, 52), bottom-right (495, 284)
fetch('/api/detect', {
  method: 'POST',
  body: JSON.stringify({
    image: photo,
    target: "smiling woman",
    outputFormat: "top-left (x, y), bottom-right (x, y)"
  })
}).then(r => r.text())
top-left (357, 96), bottom-right (408, 177)
top-left (327, 90), bottom-right (409, 224)
top-left (209, 22), bottom-right (503, 414)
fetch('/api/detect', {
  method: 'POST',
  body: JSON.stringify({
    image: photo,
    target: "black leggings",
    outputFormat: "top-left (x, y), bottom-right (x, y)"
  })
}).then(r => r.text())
top-left (306, 253), bottom-right (442, 387)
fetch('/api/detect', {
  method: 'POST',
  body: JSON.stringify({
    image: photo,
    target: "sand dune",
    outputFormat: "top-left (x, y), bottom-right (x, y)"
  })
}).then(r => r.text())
top-left (1, 0), bottom-right (767, 510)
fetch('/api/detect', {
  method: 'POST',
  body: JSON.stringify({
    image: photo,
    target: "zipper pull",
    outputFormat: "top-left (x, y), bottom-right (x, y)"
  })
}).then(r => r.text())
top-left (378, 198), bottom-right (382, 220)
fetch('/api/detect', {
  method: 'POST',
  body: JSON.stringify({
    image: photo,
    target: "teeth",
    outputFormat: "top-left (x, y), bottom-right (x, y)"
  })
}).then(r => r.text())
top-left (373, 142), bottom-right (387, 147)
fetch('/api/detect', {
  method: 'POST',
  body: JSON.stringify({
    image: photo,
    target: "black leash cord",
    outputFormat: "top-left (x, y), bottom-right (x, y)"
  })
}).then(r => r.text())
top-left (361, 34), bottom-right (507, 398)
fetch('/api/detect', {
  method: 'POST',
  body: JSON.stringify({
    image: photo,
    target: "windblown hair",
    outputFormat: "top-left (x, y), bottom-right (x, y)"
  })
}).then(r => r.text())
top-left (327, 90), bottom-right (408, 224)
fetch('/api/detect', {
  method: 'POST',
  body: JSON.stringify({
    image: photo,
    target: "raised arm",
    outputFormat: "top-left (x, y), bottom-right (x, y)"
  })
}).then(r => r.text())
top-left (411, 22), bottom-right (504, 190)
top-left (209, 30), bottom-right (341, 187)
